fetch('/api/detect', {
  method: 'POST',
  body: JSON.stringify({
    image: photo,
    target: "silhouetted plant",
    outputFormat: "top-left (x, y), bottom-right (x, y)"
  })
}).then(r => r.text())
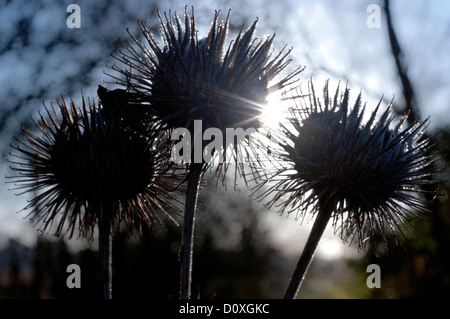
top-left (8, 95), bottom-right (182, 298)
top-left (110, 7), bottom-right (302, 298)
top-left (5, 4), bottom-right (447, 301)
top-left (252, 80), bottom-right (444, 298)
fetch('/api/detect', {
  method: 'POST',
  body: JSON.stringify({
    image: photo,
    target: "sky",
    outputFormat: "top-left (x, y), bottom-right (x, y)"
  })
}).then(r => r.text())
top-left (0, 0), bottom-right (449, 260)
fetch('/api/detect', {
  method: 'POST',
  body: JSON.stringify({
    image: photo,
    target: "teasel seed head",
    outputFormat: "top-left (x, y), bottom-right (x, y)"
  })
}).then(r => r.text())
top-left (110, 7), bottom-right (303, 182)
top-left (8, 95), bottom-right (182, 238)
top-left (255, 80), bottom-right (444, 251)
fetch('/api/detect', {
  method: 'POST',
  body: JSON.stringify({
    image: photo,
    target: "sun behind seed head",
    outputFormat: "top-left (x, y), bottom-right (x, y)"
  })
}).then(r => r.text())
top-left (253, 79), bottom-right (444, 252)
top-left (110, 7), bottom-right (303, 183)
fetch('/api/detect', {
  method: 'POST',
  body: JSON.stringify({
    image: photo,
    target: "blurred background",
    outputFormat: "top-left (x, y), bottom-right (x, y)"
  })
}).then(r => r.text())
top-left (0, 0), bottom-right (449, 298)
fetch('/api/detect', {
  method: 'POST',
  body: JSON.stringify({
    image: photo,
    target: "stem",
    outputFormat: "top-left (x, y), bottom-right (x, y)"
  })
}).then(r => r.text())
top-left (283, 201), bottom-right (334, 299)
top-left (180, 163), bottom-right (203, 299)
top-left (98, 202), bottom-right (113, 299)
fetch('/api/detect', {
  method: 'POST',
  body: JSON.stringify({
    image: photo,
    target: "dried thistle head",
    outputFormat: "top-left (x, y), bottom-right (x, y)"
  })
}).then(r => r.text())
top-left (110, 7), bottom-right (302, 181)
top-left (255, 80), bottom-right (444, 251)
top-left (8, 95), bottom-right (182, 238)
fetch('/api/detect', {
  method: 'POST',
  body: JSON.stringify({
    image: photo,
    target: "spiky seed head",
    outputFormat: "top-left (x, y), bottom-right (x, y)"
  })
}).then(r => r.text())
top-left (255, 80), bottom-right (443, 251)
top-left (113, 8), bottom-right (301, 130)
top-left (110, 7), bottom-right (302, 180)
top-left (8, 96), bottom-right (182, 238)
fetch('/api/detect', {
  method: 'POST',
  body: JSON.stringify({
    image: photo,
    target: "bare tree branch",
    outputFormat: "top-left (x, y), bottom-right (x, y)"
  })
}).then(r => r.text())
top-left (384, 0), bottom-right (419, 124)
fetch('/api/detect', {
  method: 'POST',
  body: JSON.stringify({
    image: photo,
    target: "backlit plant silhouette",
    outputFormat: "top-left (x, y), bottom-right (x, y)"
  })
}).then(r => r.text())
top-left (252, 80), bottom-right (443, 298)
top-left (5, 6), bottom-right (445, 300)
top-left (8, 94), bottom-right (182, 298)
top-left (110, 7), bottom-right (302, 298)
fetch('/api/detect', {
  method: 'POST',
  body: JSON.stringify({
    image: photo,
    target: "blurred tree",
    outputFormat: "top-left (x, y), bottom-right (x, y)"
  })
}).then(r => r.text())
top-left (30, 238), bottom-right (54, 298)
top-left (0, 181), bottom-right (287, 298)
top-left (5, 240), bottom-right (26, 298)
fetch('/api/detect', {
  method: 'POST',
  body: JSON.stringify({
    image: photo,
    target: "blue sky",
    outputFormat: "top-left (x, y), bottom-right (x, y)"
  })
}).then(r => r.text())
top-left (0, 0), bottom-right (449, 255)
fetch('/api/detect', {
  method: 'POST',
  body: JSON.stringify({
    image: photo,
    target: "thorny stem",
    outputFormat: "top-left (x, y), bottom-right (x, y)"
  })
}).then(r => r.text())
top-left (180, 162), bottom-right (203, 299)
top-left (283, 200), bottom-right (334, 299)
top-left (98, 202), bottom-right (113, 299)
